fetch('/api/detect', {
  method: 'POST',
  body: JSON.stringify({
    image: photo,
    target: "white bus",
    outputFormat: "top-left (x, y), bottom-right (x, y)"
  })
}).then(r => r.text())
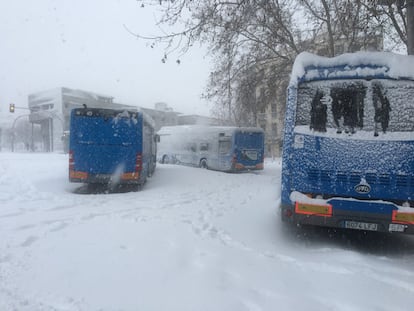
top-left (157, 125), bottom-right (265, 172)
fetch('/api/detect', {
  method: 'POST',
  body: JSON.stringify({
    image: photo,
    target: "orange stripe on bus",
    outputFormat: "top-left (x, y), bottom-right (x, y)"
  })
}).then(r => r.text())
top-left (295, 202), bottom-right (333, 217)
top-left (392, 210), bottom-right (414, 224)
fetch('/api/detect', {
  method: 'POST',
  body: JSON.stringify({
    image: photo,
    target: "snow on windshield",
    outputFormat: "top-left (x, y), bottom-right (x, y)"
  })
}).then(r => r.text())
top-left (295, 79), bottom-right (414, 139)
top-left (290, 51), bottom-right (414, 86)
top-left (111, 110), bottom-right (138, 126)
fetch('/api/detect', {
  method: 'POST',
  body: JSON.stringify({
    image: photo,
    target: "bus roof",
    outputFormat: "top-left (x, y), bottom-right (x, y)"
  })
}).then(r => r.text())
top-left (72, 107), bottom-right (156, 129)
top-left (290, 51), bottom-right (414, 86)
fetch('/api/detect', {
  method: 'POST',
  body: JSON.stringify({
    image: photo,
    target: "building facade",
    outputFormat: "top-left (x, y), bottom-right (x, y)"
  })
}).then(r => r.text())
top-left (28, 88), bottom-right (216, 152)
top-left (28, 88), bottom-right (133, 152)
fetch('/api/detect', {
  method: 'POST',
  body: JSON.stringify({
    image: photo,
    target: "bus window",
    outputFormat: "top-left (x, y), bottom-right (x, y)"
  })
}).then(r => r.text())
top-left (219, 139), bottom-right (231, 154)
top-left (186, 143), bottom-right (197, 153)
top-left (200, 142), bottom-right (209, 151)
top-left (310, 89), bottom-right (327, 132)
top-left (296, 79), bottom-right (413, 136)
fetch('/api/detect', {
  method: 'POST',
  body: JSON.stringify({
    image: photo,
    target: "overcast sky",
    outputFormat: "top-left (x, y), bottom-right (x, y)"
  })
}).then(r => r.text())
top-left (0, 0), bottom-right (213, 121)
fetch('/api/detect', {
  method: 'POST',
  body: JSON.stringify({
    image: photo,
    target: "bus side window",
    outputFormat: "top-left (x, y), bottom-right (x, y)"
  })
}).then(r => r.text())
top-left (200, 142), bottom-right (209, 151)
top-left (189, 143), bottom-right (197, 153)
top-left (219, 140), bottom-right (231, 154)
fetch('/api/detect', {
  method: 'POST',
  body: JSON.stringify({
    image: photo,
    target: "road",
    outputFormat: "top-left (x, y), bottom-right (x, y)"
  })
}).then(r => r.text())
top-left (0, 152), bottom-right (413, 311)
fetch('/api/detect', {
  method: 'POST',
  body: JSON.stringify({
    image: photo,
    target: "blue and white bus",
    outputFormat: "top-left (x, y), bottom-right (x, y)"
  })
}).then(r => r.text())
top-left (157, 125), bottom-right (264, 172)
top-left (280, 51), bottom-right (414, 234)
top-left (69, 108), bottom-right (157, 188)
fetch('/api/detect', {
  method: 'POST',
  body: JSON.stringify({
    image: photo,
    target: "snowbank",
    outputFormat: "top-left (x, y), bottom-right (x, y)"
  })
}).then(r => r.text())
top-left (290, 51), bottom-right (414, 86)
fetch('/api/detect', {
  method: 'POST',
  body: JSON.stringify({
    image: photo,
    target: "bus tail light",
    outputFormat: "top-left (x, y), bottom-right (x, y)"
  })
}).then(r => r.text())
top-left (284, 208), bottom-right (293, 218)
top-left (135, 153), bottom-right (142, 172)
top-left (234, 163), bottom-right (245, 169)
top-left (231, 153), bottom-right (237, 164)
top-left (70, 171), bottom-right (88, 180)
top-left (121, 153), bottom-right (142, 180)
top-left (69, 150), bottom-right (88, 180)
top-left (69, 150), bottom-right (74, 171)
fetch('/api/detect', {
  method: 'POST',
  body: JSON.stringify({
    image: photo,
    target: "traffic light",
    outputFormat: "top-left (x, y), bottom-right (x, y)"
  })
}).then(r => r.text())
top-left (9, 103), bottom-right (15, 113)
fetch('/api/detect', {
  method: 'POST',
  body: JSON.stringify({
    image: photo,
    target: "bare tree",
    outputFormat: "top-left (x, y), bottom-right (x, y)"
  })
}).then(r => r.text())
top-left (133, 0), bottom-right (409, 125)
top-left (299, 0), bottom-right (385, 56)
top-left (133, 1), bottom-right (300, 123)
top-left (361, 0), bottom-right (411, 53)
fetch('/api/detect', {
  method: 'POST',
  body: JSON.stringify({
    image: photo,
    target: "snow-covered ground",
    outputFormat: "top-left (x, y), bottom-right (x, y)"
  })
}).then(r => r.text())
top-left (1, 152), bottom-right (414, 311)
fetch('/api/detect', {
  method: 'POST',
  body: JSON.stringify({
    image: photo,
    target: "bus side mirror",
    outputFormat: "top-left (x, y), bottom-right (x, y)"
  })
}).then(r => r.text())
top-left (155, 134), bottom-right (160, 143)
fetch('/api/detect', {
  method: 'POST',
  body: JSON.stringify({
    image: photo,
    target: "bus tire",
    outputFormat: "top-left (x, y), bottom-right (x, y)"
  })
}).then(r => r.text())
top-left (200, 159), bottom-right (208, 169)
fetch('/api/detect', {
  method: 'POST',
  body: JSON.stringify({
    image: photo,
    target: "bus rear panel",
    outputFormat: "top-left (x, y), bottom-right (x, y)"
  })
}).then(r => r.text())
top-left (281, 52), bottom-right (414, 234)
top-left (232, 130), bottom-right (265, 171)
top-left (69, 108), bottom-right (155, 186)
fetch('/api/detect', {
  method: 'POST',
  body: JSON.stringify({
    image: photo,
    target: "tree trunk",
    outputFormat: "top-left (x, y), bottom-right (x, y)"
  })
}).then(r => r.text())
top-left (407, 0), bottom-right (414, 54)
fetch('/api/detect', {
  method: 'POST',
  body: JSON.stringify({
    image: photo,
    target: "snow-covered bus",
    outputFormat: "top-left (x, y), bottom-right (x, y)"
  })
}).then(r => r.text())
top-left (69, 108), bottom-right (158, 188)
top-left (157, 125), bottom-right (264, 172)
top-left (280, 51), bottom-right (414, 234)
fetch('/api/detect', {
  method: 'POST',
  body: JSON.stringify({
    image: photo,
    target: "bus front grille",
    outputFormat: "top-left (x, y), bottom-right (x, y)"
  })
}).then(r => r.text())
top-left (306, 169), bottom-right (411, 190)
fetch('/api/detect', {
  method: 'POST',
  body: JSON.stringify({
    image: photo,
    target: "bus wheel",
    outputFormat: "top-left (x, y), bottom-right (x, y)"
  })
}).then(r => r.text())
top-left (200, 159), bottom-right (208, 169)
top-left (161, 155), bottom-right (169, 164)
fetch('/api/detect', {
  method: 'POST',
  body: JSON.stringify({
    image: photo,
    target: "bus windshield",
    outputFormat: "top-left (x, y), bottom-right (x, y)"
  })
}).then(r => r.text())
top-left (296, 79), bottom-right (414, 137)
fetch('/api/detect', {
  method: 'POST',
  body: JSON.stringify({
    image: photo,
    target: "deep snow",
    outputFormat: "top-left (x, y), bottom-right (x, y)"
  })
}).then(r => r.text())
top-left (290, 51), bottom-right (414, 86)
top-left (1, 152), bottom-right (414, 311)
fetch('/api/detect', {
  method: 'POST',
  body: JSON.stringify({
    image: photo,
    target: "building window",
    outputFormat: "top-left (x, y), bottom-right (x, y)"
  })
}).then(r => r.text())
top-left (41, 104), bottom-right (54, 110)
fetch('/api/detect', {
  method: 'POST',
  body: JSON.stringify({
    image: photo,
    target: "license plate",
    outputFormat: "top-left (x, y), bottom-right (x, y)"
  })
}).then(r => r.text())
top-left (344, 221), bottom-right (378, 231)
top-left (95, 174), bottom-right (110, 178)
top-left (389, 223), bottom-right (406, 232)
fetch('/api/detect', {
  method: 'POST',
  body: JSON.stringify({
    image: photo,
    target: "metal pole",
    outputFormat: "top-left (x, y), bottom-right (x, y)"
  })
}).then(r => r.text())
top-left (51, 118), bottom-right (54, 152)
top-left (31, 123), bottom-right (34, 152)
top-left (407, 0), bottom-right (414, 55)
top-left (11, 129), bottom-right (14, 152)
top-left (11, 114), bottom-right (29, 152)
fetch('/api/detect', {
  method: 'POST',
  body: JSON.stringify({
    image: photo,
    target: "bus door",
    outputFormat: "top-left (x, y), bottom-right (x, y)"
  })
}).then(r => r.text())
top-left (190, 142), bottom-right (198, 166)
top-left (218, 135), bottom-right (232, 170)
top-left (198, 141), bottom-right (209, 167)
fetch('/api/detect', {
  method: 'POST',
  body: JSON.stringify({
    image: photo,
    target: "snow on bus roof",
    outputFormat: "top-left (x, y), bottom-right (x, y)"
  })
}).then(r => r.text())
top-left (290, 51), bottom-right (414, 86)
top-left (157, 125), bottom-right (263, 135)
